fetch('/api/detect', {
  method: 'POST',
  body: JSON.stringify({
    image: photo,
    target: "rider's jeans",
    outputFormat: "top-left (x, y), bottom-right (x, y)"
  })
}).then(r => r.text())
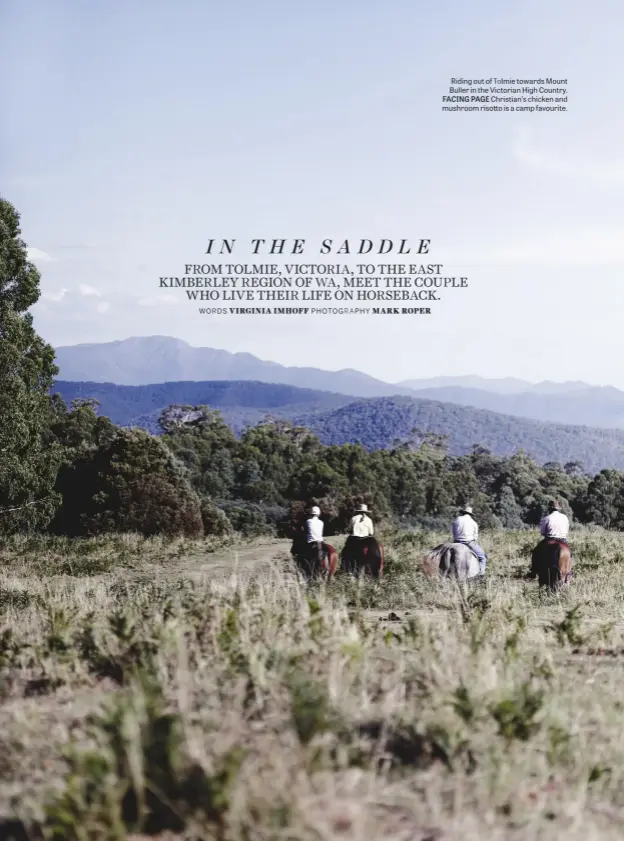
top-left (457, 539), bottom-right (487, 574)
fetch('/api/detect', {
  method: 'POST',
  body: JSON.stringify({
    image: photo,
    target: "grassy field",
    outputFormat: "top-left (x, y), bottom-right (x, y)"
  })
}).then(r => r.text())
top-left (2, 528), bottom-right (624, 839)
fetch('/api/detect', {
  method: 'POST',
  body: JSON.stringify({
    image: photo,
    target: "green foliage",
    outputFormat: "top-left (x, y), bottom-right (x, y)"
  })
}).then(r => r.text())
top-left (218, 501), bottom-right (277, 537)
top-left (147, 413), bottom-right (600, 536)
top-left (0, 197), bottom-right (62, 533)
top-left (50, 405), bottom-right (203, 538)
top-left (39, 395), bottom-right (624, 539)
top-left (489, 682), bottom-right (545, 742)
top-left (293, 396), bottom-right (624, 475)
top-left (548, 605), bottom-right (586, 648)
top-left (200, 498), bottom-right (234, 536)
top-left (44, 673), bottom-right (245, 839)
top-left (289, 670), bottom-right (335, 745)
top-left (54, 379), bottom-right (352, 434)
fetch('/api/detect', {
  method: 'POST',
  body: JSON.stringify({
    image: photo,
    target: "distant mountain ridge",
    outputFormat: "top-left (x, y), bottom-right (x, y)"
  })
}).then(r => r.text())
top-left (53, 335), bottom-right (624, 430)
top-left (54, 336), bottom-right (416, 398)
top-left (52, 378), bottom-right (624, 474)
top-left (398, 375), bottom-right (595, 396)
top-left (398, 384), bottom-right (624, 430)
top-left (53, 379), bottom-right (353, 435)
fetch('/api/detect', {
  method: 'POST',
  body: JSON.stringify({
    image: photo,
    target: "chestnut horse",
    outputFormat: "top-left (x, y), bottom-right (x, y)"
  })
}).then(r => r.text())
top-left (290, 532), bottom-right (339, 581)
top-left (531, 538), bottom-right (573, 589)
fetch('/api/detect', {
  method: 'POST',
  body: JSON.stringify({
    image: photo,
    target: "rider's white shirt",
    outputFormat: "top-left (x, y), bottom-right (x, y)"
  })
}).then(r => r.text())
top-left (539, 511), bottom-right (569, 539)
top-left (306, 516), bottom-right (324, 542)
top-left (452, 514), bottom-right (478, 542)
top-left (350, 514), bottom-right (374, 537)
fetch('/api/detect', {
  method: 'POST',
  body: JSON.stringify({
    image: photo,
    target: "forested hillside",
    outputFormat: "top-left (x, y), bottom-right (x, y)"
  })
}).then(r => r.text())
top-left (298, 396), bottom-right (624, 474)
top-left (53, 380), bottom-right (624, 475)
top-left (53, 379), bottom-right (352, 434)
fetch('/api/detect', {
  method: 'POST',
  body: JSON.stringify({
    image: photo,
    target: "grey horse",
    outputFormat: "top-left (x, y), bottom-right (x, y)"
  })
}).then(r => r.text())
top-left (422, 542), bottom-right (480, 581)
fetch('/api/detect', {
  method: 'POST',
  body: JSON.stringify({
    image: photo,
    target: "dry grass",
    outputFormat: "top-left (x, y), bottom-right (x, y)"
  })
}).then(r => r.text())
top-left (1, 527), bottom-right (624, 839)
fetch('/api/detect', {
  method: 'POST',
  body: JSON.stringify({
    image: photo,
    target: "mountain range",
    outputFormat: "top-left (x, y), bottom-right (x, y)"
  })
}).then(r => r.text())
top-left (54, 336), bottom-right (624, 431)
top-left (53, 379), bottom-right (353, 435)
top-left (398, 375), bottom-right (596, 396)
top-left (54, 336), bottom-right (416, 398)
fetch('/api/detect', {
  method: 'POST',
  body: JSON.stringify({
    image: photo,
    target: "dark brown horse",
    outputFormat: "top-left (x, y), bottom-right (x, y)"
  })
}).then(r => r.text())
top-left (290, 532), bottom-right (339, 581)
top-left (340, 536), bottom-right (384, 579)
top-left (531, 538), bottom-right (573, 589)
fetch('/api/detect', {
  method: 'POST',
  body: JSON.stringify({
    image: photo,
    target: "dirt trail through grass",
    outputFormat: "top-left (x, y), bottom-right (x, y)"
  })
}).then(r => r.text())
top-left (154, 537), bottom-right (293, 581)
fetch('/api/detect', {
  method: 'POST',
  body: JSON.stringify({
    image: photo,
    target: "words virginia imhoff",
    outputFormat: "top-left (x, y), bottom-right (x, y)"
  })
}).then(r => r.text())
top-left (158, 238), bottom-right (470, 316)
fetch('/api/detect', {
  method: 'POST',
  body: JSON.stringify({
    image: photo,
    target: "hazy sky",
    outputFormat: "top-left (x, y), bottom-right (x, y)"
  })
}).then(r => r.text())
top-left (2, 0), bottom-right (623, 385)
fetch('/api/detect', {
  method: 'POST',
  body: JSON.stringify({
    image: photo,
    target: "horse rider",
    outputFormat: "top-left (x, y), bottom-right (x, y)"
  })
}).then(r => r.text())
top-left (539, 499), bottom-right (569, 543)
top-left (531, 499), bottom-right (570, 576)
top-left (348, 503), bottom-right (374, 538)
top-left (451, 505), bottom-right (487, 575)
top-left (343, 503), bottom-right (374, 558)
top-left (305, 505), bottom-right (325, 564)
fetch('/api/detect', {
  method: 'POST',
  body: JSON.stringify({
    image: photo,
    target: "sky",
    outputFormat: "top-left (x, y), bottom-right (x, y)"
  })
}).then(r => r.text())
top-left (2, 0), bottom-right (624, 386)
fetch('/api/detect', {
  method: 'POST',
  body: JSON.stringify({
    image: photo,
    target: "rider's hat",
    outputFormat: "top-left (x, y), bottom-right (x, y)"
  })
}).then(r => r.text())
top-left (548, 499), bottom-right (560, 510)
top-left (310, 505), bottom-right (321, 516)
top-left (460, 505), bottom-right (473, 514)
top-left (355, 503), bottom-right (369, 512)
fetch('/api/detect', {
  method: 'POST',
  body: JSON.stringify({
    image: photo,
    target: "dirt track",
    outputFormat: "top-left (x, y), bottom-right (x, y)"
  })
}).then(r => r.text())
top-left (155, 538), bottom-right (294, 582)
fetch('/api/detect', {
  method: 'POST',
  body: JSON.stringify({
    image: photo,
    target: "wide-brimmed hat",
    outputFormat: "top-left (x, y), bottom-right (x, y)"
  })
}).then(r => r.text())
top-left (355, 504), bottom-right (369, 513)
top-left (460, 505), bottom-right (473, 514)
top-left (548, 500), bottom-right (560, 511)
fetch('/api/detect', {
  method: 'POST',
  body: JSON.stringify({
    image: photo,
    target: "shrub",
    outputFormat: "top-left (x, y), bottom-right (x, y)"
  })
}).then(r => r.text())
top-left (51, 427), bottom-right (203, 538)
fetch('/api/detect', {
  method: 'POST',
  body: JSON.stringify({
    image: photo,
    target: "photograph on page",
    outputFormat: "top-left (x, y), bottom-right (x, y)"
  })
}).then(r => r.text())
top-left (1, 1), bottom-right (622, 838)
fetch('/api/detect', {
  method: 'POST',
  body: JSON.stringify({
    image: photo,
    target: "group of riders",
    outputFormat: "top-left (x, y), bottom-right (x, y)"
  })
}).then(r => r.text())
top-left (296, 502), bottom-right (376, 569)
top-left (293, 498), bottom-right (572, 580)
top-left (450, 498), bottom-right (571, 578)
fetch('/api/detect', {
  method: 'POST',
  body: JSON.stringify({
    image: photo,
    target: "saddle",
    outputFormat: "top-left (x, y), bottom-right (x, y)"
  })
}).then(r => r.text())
top-left (454, 541), bottom-right (479, 562)
top-left (343, 535), bottom-right (375, 555)
top-left (540, 537), bottom-right (569, 556)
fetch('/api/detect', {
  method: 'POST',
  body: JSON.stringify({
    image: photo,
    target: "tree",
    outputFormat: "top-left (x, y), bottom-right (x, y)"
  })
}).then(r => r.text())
top-left (161, 405), bottom-right (237, 499)
top-left (50, 424), bottom-right (204, 537)
top-left (495, 485), bottom-right (525, 529)
top-left (580, 470), bottom-right (624, 530)
top-left (199, 499), bottom-right (233, 537)
top-left (0, 197), bottom-right (62, 533)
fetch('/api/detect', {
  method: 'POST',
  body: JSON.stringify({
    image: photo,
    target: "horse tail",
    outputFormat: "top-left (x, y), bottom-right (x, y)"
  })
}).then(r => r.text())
top-left (323, 543), bottom-right (339, 579)
top-left (547, 541), bottom-right (562, 589)
top-left (423, 543), bottom-right (449, 577)
top-left (366, 538), bottom-right (383, 579)
top-left (559, 543), bottom-right (572, 583)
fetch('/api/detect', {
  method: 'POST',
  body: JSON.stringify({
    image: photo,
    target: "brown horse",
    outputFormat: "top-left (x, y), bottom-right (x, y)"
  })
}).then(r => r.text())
top-left (290, 533), bottom-right (339, 581)
top-left (531, 538), bottom-right (573, 589)
top-left (340, 536), bottom-right (384, 579)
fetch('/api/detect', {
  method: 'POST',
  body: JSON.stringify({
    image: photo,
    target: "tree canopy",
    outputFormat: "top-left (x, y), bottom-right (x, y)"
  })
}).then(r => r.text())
top-left (0, 198), bottom-right (62, 533)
